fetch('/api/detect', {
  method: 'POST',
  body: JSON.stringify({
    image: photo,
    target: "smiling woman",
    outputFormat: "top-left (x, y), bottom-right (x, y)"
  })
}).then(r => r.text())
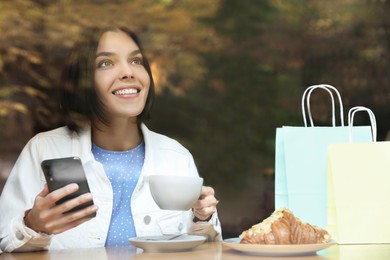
top-left (0, 25), bottom-right (222, 252)
top-left (59, 26), bottom-right (155, 135)
top-left (93, 30), bottom-right (150, 130)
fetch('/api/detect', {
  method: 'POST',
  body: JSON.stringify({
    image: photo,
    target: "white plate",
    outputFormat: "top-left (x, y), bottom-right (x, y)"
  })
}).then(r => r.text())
top-left (129, 235), bottom-right (206, 252)
top-left (223, 237), bottom-right (336, 257)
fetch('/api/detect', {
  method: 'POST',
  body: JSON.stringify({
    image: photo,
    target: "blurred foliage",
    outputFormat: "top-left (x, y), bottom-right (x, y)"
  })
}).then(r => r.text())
top-left (1, 0), bottom-right (390, 234)
top-left (149, 0), bottom-right (390, 198)
top-left (0, 0), bottom-right (220, 144)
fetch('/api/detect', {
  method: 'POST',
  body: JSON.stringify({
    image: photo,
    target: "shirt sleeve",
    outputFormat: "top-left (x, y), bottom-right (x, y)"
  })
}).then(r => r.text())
top-left (0, 137), bottom-right (50, 252)
top-left (0, 212), bottom-right (52, 252)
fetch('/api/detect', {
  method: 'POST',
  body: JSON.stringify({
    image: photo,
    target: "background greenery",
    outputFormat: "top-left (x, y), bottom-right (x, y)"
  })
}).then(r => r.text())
top-left (1, 0), bottom-right (389, 237)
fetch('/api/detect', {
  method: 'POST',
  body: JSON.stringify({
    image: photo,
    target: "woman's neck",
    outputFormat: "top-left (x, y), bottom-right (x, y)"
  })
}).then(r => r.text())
top-left (91, 119), bottom-right (142, 151)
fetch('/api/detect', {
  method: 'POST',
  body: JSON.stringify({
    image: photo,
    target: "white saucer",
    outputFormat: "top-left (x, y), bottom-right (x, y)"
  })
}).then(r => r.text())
top-left (223, 237), bottom-right (336, 257)
top-left (129, 235), bottom-right (206, 252)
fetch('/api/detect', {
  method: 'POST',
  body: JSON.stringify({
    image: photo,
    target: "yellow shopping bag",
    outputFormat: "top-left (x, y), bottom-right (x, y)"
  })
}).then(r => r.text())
top-left (327, 107), bottom-right (390, 244)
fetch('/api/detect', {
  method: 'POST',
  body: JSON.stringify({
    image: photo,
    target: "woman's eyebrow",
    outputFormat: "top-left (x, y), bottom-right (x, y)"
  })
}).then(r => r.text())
top-left (131, 49), bottom-right (142, 56)
top-left (96, 49), bottom-right (141, 58)
top-left (96, 51), bottom-right (114, 58)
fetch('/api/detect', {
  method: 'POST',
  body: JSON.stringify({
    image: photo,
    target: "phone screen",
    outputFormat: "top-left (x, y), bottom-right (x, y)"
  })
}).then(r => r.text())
top-left (41, 157), bottom-right (96, 216)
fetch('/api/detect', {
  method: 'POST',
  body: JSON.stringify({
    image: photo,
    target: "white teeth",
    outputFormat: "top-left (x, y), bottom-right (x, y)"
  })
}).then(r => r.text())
top-left (114, 89), bottom-right (138, 95)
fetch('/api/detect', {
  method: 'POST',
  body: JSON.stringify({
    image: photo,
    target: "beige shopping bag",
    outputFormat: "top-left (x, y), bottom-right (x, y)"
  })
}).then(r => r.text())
top-left (327, 107), bottom-right (390, 244)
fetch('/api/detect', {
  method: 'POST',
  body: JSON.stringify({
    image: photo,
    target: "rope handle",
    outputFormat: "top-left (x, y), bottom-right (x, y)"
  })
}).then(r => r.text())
top-left (301, 84), bottom-right (344, 127)
top-left (348, 106), bottom-right (377, 142)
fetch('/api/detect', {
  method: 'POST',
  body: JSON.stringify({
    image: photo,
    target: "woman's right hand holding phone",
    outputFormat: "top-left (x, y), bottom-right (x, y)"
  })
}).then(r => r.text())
top-left (24, 184), bottom-right (98, 234)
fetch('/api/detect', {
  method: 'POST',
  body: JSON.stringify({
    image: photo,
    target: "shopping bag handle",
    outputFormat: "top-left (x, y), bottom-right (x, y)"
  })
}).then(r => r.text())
top-left (348, 106), bottom-right (377, 142)
top-left (301, 84), bottom-right (344, 127)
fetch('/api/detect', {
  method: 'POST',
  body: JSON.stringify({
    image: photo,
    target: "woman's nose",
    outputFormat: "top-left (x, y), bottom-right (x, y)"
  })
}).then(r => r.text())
top-left (119, 63), bottom-right (134, 80)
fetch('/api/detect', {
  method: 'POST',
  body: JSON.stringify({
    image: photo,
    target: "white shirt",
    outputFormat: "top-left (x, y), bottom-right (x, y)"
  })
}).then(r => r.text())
top-left (0, 124), bottom-right (222, 252)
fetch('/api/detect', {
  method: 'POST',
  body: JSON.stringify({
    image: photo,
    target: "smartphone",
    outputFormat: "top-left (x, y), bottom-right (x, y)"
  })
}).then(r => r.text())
top-left (41, 156), bottom-right (96, 217)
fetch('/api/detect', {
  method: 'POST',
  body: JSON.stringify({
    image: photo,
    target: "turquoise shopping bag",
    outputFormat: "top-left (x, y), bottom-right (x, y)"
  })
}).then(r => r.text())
top-left (275, 85), bottom-right (373, 228)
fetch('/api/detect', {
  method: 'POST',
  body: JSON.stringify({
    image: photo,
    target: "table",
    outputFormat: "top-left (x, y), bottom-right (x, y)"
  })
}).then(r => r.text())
top-left (1, 242), bottom-right (389, 260)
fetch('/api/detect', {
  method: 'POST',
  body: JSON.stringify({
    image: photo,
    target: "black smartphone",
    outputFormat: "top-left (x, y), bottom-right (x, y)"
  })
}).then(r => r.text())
top-left (41, 157), bottom-right (96, 217)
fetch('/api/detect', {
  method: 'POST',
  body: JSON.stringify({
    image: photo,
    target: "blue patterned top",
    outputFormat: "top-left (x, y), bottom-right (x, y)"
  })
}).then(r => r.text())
top-left (92, 141), bottom-right (145, 247)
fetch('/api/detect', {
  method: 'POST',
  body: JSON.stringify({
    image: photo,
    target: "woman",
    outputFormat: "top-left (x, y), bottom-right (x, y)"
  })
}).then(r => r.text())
top-left (0, 25), bottom-right (222, 252)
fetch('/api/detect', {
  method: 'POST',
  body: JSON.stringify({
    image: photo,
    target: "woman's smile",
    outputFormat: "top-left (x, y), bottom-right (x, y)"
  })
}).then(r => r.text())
top-left (112, 86), bottom-right (141, 97)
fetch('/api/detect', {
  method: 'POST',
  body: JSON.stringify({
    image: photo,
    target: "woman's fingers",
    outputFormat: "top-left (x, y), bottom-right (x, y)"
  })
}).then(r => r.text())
top-left (24, 183), bottom-right (97, 234)
top-left (192, 186), bottom-right (219, 221)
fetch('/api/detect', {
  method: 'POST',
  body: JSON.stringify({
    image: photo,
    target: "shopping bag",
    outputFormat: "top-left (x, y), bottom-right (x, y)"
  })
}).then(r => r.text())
top-left (327, 107), bottom-right (390, 244)
top-left (275, 85), bottom-right (373, 229)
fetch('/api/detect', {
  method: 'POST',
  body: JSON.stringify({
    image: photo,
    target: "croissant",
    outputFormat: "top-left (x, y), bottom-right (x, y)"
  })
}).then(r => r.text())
top-left (239, 208), bottom-right (331, 244)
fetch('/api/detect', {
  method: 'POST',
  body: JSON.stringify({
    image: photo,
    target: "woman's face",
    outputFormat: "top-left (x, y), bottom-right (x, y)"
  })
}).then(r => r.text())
top-left (94, 30), bottom-right (150, 122)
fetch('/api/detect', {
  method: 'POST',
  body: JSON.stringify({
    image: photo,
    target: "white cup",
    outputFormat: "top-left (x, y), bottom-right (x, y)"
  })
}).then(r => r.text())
top-left (148, 175), bottom-right (203, 210)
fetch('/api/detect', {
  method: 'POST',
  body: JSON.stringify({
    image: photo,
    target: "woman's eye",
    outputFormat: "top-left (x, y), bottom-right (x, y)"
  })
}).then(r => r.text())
top-left (130, 57), bottom-right (144, 65)
top-left (97, 60), bottom-right (113, 68)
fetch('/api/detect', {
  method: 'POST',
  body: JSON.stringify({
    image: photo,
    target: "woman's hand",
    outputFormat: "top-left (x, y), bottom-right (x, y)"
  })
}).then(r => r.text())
top-left (24, 184), bottom-right (98, 234)
top-left (192, 186), bottom-right (219, 221)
